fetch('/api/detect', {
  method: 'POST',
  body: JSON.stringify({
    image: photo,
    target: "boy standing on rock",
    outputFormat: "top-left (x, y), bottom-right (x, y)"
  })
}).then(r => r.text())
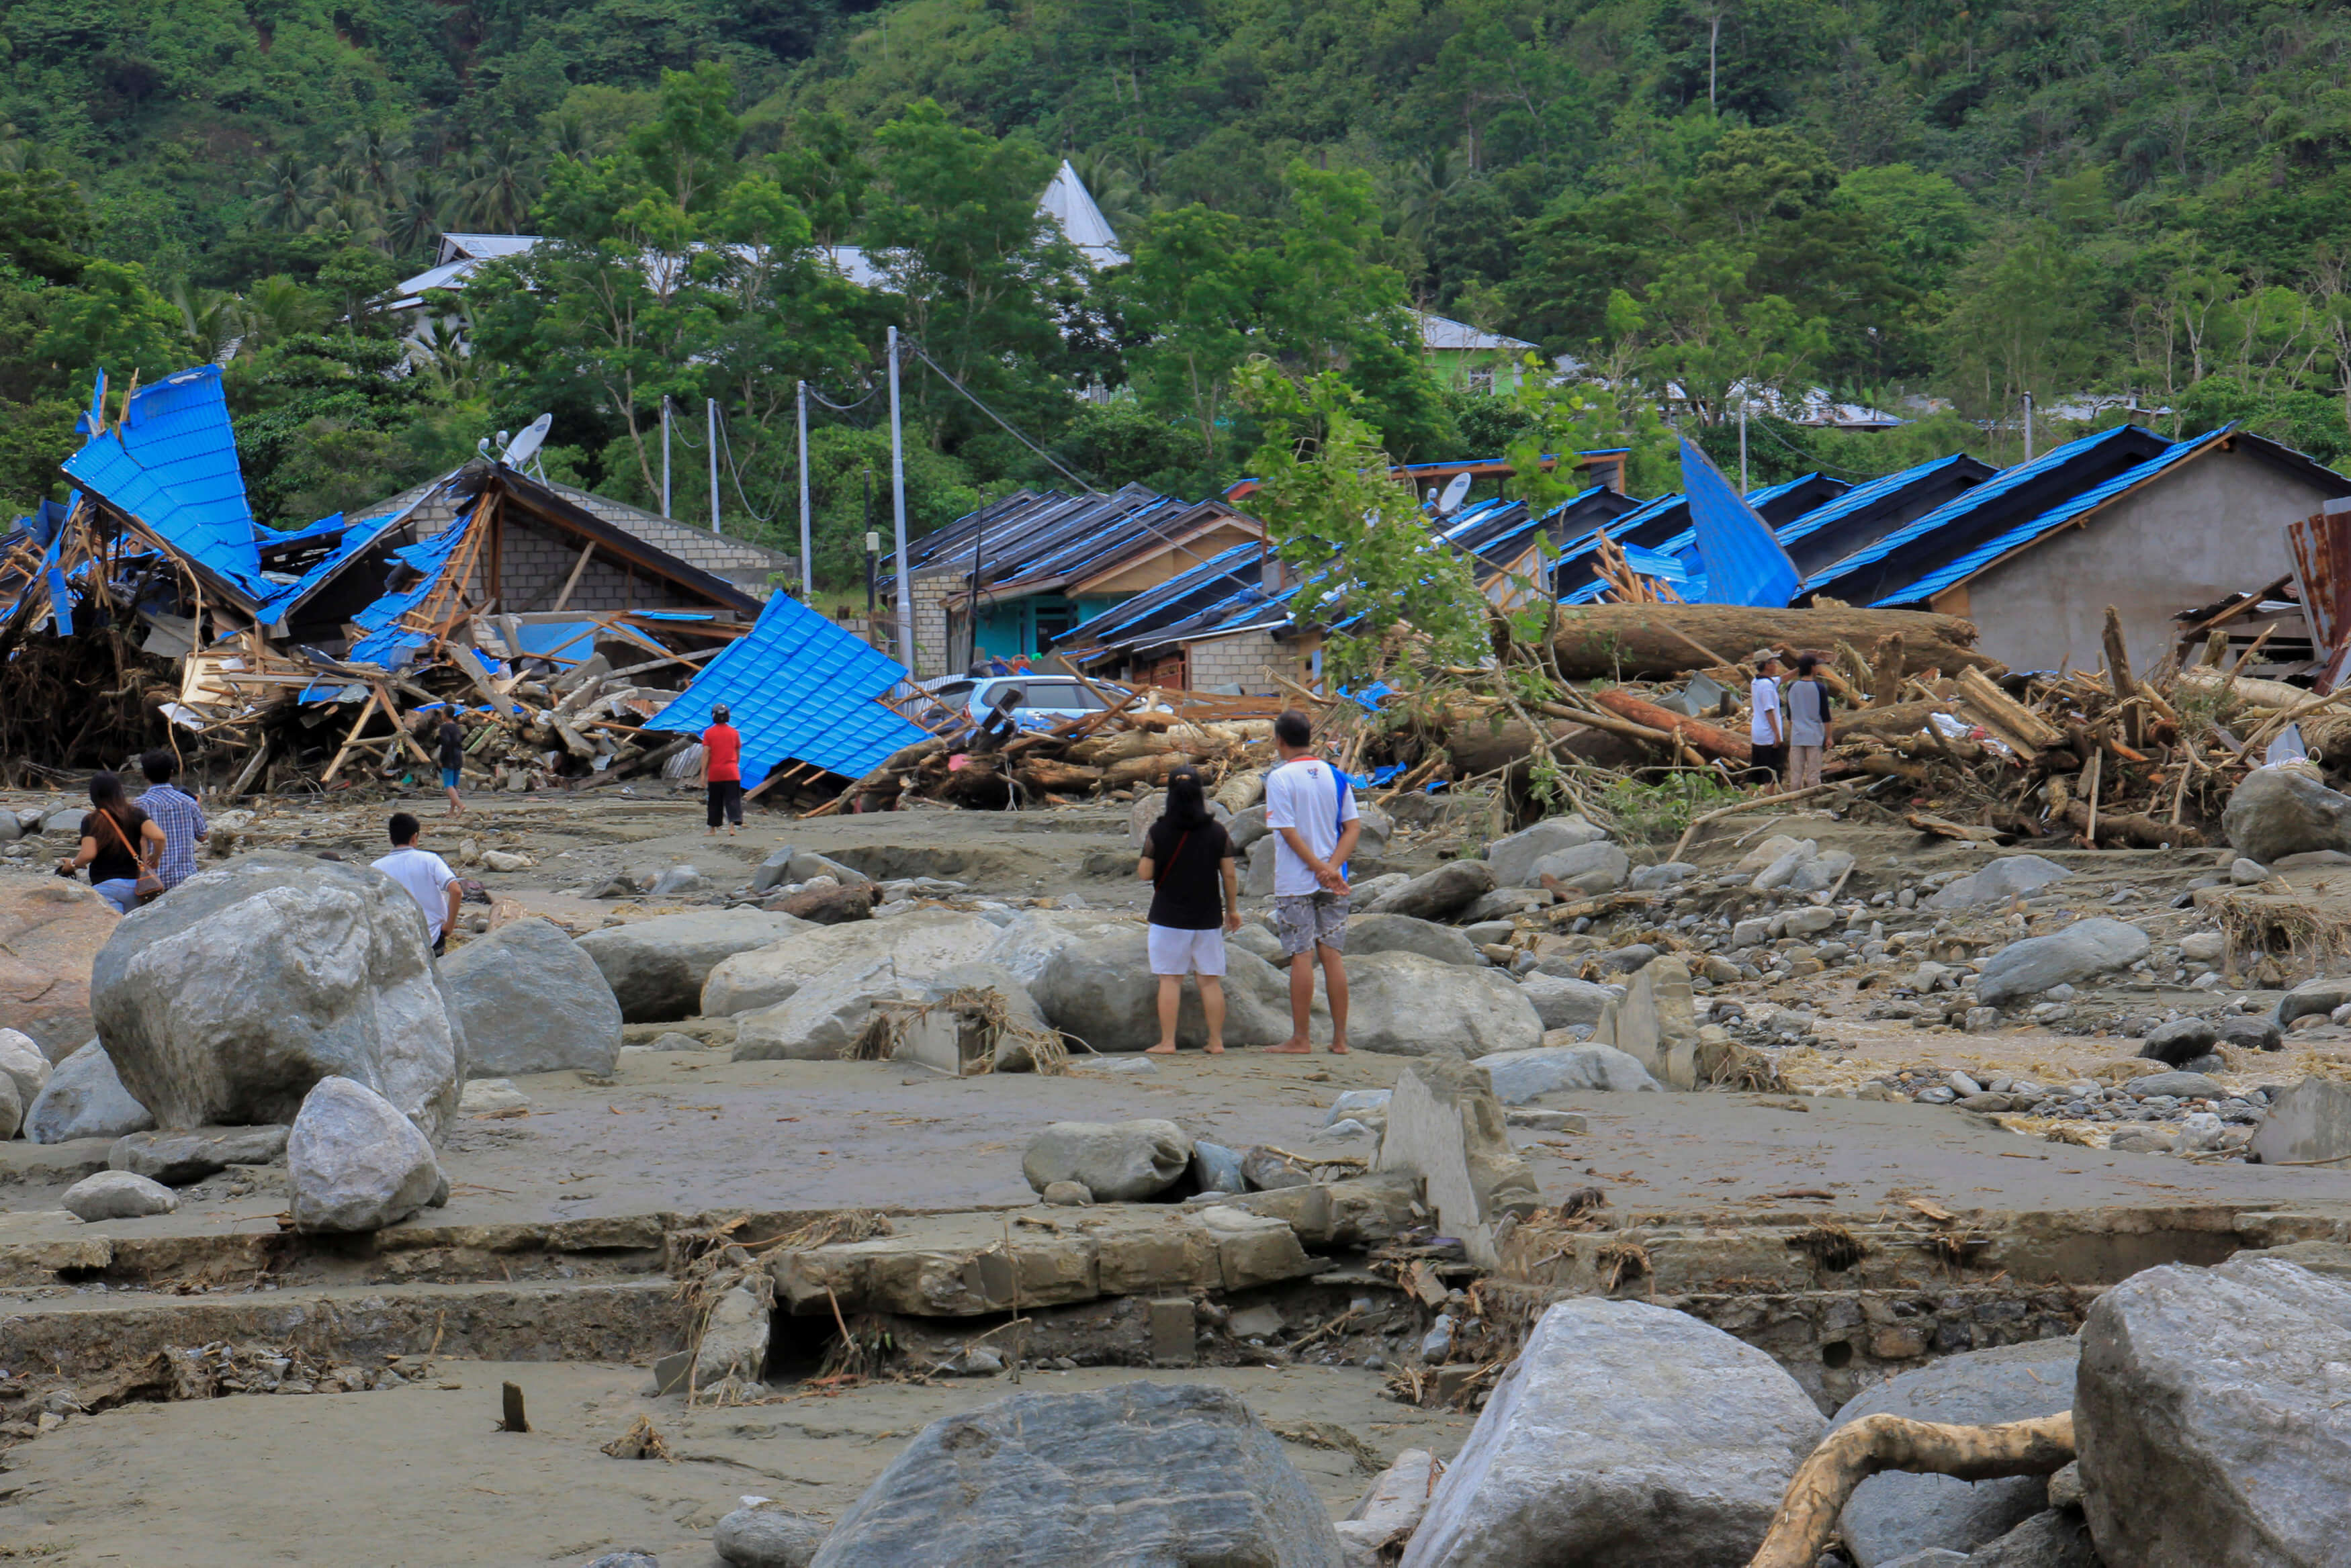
top-left (1264, 708), bottom-right (1357, 1054)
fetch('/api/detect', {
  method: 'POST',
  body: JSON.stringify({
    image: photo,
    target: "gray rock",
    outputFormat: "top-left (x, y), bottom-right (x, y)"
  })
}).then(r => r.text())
top-left (42, 806), bottom-right (85, 839)
top-left (1326, 1089), bottom-right (1392, 1124)
top-left (576, 909), bottom-right (813, 1022)
top-left (807, 1381), bottom-right (1343, 1568)
top-left (2223, 765), bottom-right (2351, 865)
top-left (2138, 1017), bottom-right (2219, 1067)
top-left (2124, 1070), bottom-right (2225, 1099)
top-left (2216, 1015), bottom-right (2284, 1052)
top-left (108, 1124), bottom-right (288, 1185)
top-left (439, 917), bottom-right (623, 1077)
top-left (1362, 860), bottom-right (1496, 921)
top-left (2276, 972), bottom-right (2351, 1027)
top-left (1399, 1297), bottom-right (1825, 1568)
top-left (1973, 919), bottom-right (2150, 1009)
top-left (24, 1041), bottom-right (154, 1144)
top-left (89, 852), bottom-right (468, 1138)
top-left (583, 1555), bottom-right (658, 1567)
top-left (1040, 1180), bottom-right (1092, 1206)
top-left (731, 956), bottom-right (900, 1062)
top-left (1959, 1510), bottom-right (2099, 1567)
top-left (648, 864), bottom-right (706, 895)
top-left (1376, 1058), bottom-right (1540, 1269)
top-left (2179, 931), bottom-right (2226, 962)
top-left (1461, 887), bottom-right (1554, 924)
top-left (0, 1027), bottom-right (51, 1111)
top-left (973, 909), bottom-right (1131, 986)
top-left (1022, 1119), bottom-right (1194, 1200)
top-left (1515, 974), bottom-right (1617, 1029)
top-left (1226, 802), bottom-right (1270, 851)
top-left (1830, 1338), bottom-right (2079, 1566)
top-left (751, 844), bottom-right (798, 894)
top-left (2231, 856), bottom-right (2271, 885)
top-left (648, 1031), bottom-right (706, 1052)
top-left (285, 1075), bottom-right (444, 1233)
top-left (1628, 860), bottom-right (1699, 891)
top-left (1475, 1043), bottom-right (1659, 1102)
top-left (1784, 848), bottom-right (1857, 895)
top-left (694, 1283), bottom-right (770, 1391)
top-left (2249, 1075), bottom-right (2351, 1165)
top-left (1593, 956), bottom-right (1703, 1089)
top-left (0, 1070), bottom-right (16, 1140)
top-left (715, 1505), bottom-right (828, 1568)
top-left (1242, 1145), bottom-right (1313, 1190)
top-left (1032, 929), bottom-right (1291, 1052)
top-left (1345, 913), bottom-right (1484, 966)
top-left (1925, 856), bottom-right (2074, 910)
top-left (2075, 1254), bottom-right (2351, 1567)
top-left (1342, 952), bottom-right (1543, 1058)
top-left (1486, 818), bottom-right (1609, 887)
top-left (1598, 943), bottom-right (1658, 972)
top-left (1190, 1140), bottom-right (1245, 1194)
top-left (1784, 905), bottom-right (1838, 937)
top-left (1229, 922), bottom-right (1285, 964)
top-left (1524, 840), bottom-right (1630, 894)
top-left (0, 807), bottom-right (17, 841)
top-left (1750, 839), bottom-right (1819, 892)
top-left (1878, 1555), bottom-right (1970, 1567)
top-left (1243, 835), bottom-right (1279, 898)
top-left (60, 1168), bottom-right (179, 1221)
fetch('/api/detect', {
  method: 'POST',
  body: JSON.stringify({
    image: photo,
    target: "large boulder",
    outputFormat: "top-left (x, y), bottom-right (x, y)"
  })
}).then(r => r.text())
top-left (1343, 952), bottom-right (1543, 1058)
top-left (23, 1040), bottom-right (154, 1144)
top-left (1973, 919), bottom-right (2150, 1009)
top-left (0, 880), bottom-right (122, 1057)
top-left (1487, 818), bottom-right (1609, 888)
top-left (1525, 840), bottom-right (1630, 894)
top-left (1829, 1338), bottom-right (2080, 1566)
top-left (1032, 928), bottom-right (1292, 1052)
top-left (89, 852), bottom-right (467, 1138)
top-left (1926, 856), bottom-right (2074, 911)
top-left (731, 956), bottom-right (900, 1062)
top-left (1362, 861), bottom-right (1495, 922)
top-left (438, 917), bottom-right (623, 1077)
top-left (975, 909), bottom-right (1133, 986)
top-left (2248, 1075), bottom-right (2351, 1166)
top-left (1127, 789), bottom-right (1232, 849)
top-left (0, 1070), bottom-right (16, 1140)
top-left (1400, 1297), bottom-right (1826, 1568)
top-left (1345, 912), bottom-right (1485, 966)
top-left (2075, 1254), bottom-right (2351, 1567)
top-left (1376, 1058), bottom-right (1539, 1268)
top-left (109, 1124), bottom-right (287, 1185)
top-left (285, 1075), bottom-right (444, 1233)
top-left (2276, 974), bottom-right (2351, 1028)
top-left (1593, 956), bottom-right (1703, 1089)
top-left (2223, 764), bottom-right (2351, 866)
top-left (1515, 974), bottom-right (1617, 1030)
top-left (0, 1027), bottom-right (51, 1109)
top-left (1022, 1119), bottom-right (1194, 1200)
top-left (716, 1505), bottom-right (828, 1568)
top-left (576, 909), bottom-right (812, 1022)
top-left (807, 1381), bottom-right (1343, 1568)
top-left (701, 910), bottom-right (1000, 1016)
top-left (1476, 1043), bottom-right (1660, 1102)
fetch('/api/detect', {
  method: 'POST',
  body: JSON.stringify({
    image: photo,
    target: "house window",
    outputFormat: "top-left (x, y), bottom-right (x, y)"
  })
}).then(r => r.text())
top-left (1467, 367), bottom-right (1495, 396)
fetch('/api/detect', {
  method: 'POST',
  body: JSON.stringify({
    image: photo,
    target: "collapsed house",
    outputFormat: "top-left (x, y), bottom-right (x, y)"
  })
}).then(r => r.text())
top-left (0, 365), bottom-right (914, 798)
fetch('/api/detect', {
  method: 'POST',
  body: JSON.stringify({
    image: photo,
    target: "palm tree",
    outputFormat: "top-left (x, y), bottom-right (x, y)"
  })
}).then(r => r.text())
top-left (547, 112), bottom-right (601, 165)
top-left (1398, 146), bottom-right (1472, 245)
top-left (172, 282), bottom-right (241, 363)
top-left (457, 140), bottom-right (539, 232)
top-left (249, 152), bottom-right (312, 232)
top-left (390, 168), bottom-right (451, 259)
top-left (237, 275), bottom-right (330, 349)
top-left (338, 126), bottom-right (410, 199)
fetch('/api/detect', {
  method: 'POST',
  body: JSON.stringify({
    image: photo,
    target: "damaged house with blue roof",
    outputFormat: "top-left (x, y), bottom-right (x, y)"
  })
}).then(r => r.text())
top-left (0, 365), bottom-right (920, 801)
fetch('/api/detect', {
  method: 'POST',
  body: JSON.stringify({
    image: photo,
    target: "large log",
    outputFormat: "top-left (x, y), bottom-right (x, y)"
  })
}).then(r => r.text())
top-left (1589, 690), bottom-right (1751, 762)
top-left (1549, 605), bottom-right (1999, 682)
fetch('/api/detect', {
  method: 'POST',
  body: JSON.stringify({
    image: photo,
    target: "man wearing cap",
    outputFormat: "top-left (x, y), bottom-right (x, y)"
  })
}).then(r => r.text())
top-left (702, 703), bottom-right (744, 836)
top-left (1748, 649), bottom-right (1787, 793)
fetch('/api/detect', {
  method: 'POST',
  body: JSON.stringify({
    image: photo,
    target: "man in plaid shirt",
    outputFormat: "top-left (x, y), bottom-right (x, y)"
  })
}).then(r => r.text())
top-left (137, 750), bottom-right (208, 890)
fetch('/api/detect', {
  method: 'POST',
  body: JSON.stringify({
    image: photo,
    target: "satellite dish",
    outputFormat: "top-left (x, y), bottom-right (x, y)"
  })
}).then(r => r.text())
top-left (1435, 472), bottom-right (1473, 516)
top-left (500, 414), bottom-right (552, 469)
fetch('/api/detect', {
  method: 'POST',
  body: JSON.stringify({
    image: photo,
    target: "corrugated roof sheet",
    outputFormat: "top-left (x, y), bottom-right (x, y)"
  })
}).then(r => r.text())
top-left (345, 500), bottom-right (482, 668)
top-left (649, 592), bottom-right (926, 781)
top-left (63, 366), bottom-right (273, 604)
top-left (1870, 430), bottom-right (2231, 606)
top-left (1679, 436), bottom-right (1800, 607)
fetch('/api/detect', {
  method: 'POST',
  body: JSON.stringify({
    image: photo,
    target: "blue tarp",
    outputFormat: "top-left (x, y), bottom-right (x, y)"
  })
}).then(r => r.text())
top-left (1679, 438), bottom-right (1800, 608)
top-left (648, 593), bottom-right (928, 782)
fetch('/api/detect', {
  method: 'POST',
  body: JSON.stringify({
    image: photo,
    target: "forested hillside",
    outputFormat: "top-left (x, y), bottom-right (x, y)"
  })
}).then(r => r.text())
top-left (1, 0), bottom-right (2348, 580)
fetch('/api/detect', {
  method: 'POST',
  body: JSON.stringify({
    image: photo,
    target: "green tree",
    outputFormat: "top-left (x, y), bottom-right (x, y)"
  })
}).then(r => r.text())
top-left (35, 261), bottom-right (183, 381)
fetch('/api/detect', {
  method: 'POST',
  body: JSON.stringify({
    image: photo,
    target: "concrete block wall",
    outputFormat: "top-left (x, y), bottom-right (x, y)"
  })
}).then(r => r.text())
top-left (909, 574), bottom-right (956, 678)
top-left (492, 518), bottom-right (700, 612)
top-left (1184, 629), bottom-right (1301, 694)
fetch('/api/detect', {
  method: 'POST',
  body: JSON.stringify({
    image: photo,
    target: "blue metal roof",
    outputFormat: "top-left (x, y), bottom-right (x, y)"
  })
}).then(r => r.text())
top-left (63, 366), bottom-right (275, 604)
top-left (1679, 437), bottom-right (1800, 607)
top-left (1802, 424), bottom-right (2162, 597)
top-left (1775, 455), bottom-right (1984, 552)
top-left (648, 592), bottom-right (926, 782)
top-left (1870, 430), bottom-right (2230, 607)
top-left (1068, 542), bottom-right (1266, 647)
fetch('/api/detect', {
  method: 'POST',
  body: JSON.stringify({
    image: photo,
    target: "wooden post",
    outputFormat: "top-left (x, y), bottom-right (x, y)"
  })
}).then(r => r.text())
top-left (1869, 634), bottom-right (1904, 707)
top-left (551, 543), bottom-right (597, 612)
top-left (500, 1381), bottom-right (529, 1433)
top-left (2080, 748), bottom-right (2103, 849)
top-left (319, 689), bottom-right (383, 784)
top-left (2101, 606), bottom-right (2140, 748)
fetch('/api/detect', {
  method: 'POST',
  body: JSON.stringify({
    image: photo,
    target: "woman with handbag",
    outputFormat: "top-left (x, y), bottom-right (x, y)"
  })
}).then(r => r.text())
top-left (1135, 766), bottom-right (1241, 1056)
top-left (58, 772), bottom-right (167, 914)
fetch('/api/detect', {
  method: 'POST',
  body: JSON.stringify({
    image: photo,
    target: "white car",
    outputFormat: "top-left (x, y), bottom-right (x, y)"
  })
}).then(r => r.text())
top-left (962, 674), bottom-right (1124, 727)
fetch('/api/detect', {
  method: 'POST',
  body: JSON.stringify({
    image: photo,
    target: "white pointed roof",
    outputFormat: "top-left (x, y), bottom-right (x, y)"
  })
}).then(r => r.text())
top-left (1038, 159), bottom-right (1127, 267)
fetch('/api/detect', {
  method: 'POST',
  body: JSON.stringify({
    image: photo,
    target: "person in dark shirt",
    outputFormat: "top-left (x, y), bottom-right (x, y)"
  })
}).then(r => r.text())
top-left (1135, 766), bottom-right (1241, 1056)
top-left (437, 714), bottom-right (465, 817)
top-left (58, 771), bottom-right (165, 914)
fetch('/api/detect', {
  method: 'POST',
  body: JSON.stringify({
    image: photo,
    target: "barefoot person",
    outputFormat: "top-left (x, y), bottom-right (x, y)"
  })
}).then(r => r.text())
top-left (1136, 766), bottom-right (1240, 1055)
top-left (701, 704), bottom-right (743, 837)
top-left (1746, 649), bottom-right (1787, 793)
top-left (1264, 708), bottom-right (1357, 1054)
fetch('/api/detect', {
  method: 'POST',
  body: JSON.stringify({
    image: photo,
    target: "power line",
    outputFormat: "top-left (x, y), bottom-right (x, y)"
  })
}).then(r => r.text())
top-left (715, 412), bottom-right (779, 526)
top-left (901, 338), bottom-right (1103, 494)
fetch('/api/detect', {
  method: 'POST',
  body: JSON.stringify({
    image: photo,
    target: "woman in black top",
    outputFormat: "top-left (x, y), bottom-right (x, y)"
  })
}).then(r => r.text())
top-left (1136, 767), bottom-right (1241, 1056)
top-left (59, 771), bottom-right (165, 914)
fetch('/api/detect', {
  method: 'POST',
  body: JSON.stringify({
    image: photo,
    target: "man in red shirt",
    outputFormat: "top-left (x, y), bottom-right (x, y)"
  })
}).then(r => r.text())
top-left (701, 703), bottom-right (744, 836)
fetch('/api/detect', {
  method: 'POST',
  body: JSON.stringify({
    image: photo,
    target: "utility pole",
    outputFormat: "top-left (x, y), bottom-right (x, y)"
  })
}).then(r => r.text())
top-left (796, 380), bottom-right (813, 600)
top-left (886, 325), bottom-right (914, 672)
top-left (660, 398), bottom-right (672, 519)
top-left (1738, 401), bottom-right (1748, 494)
top-left (2022, 391), bottom-right (2035, 463)
top-left (707, 398), bottom-right (721, 535)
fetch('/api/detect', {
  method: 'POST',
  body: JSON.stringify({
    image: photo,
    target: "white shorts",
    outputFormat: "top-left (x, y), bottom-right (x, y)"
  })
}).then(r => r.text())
top-left (1147, 924), bottom-right (1227, 976)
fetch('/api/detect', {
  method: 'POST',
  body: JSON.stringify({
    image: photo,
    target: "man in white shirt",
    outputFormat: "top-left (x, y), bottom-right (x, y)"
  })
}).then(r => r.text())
top-left (372, 812), bottom-right (461, 956)
top-left (1263, 709), bottom-right (1359, 1054)
top-left (1746, 649), bottom-right (1786, 794)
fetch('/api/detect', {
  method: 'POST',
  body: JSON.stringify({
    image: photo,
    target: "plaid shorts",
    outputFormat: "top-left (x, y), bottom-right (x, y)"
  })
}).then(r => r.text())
top-left (1274, 892), bottom-right (1349, 956)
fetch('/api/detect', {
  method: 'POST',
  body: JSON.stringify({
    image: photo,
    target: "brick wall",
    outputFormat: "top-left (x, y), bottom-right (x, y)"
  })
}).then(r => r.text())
top-left (490, 516), bottom-right (704, 612)
top-left (1183, 628), bottom-right (1302, 694)
top-left (909, 575), bottom-right (955, 678)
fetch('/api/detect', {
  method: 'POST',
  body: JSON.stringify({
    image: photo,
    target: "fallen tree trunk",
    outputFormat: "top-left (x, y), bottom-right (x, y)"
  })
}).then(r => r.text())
top-left (1550, 605), bottom-right (1998, 682)
top-left (1832, 699), bottom-right (1955, 745)
top-left (1747, 1412), bottom-right (2074, 1568)
top-left (2053, 798), bottom-right (2204, 848)
top-left (1589, 690), bottom-right (1752, 763)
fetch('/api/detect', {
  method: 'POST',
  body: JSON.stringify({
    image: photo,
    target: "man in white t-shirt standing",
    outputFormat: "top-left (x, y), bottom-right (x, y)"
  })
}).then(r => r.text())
top-left (1746, 649), bottom-right (1786, 794)
top-left (372, 812), bottom-right (462, 956)
top-left (1263, 708), bottom-right (1359, 1054)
